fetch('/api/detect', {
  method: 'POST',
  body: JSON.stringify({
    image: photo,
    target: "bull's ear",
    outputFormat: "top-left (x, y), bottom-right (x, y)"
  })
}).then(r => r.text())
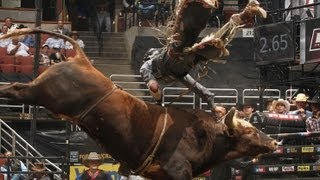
top-left (225, 107), bottom-right (237, 129)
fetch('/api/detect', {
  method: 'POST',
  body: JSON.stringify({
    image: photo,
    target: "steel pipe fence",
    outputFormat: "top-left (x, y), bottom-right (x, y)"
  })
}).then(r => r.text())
top-left (0, 79), bottom-right (311, 119)
top-left (110, 74), bottom-right (154, 102)
top-left (0, 119), bottom-right (64, 179)
top-left (199, 88), bottom-right (239, 112)
top-left (285, 88), bottom-right (299, 101)
top-left (162, 87), bottom-right (196, 109)
top-left (242, 88), bottom-right (281, 104)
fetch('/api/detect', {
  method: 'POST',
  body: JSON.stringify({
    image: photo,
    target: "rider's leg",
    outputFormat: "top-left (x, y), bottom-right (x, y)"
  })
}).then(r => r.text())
top-left (179, 74), bottom-right (215, 109)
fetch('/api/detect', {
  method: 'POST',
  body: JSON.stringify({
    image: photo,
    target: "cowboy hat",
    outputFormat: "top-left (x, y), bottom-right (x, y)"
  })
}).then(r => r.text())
top-left (239, 99), bottom-right (258, 111)
top-left (31, 162), bottom-right (46, 172)
top-left (307, 95), bottom-right (320, 104)
top-left (272, 99), bottom-right (290, 112)
top-left (294, 93), bottom-right (308, 102)
top-left (83, 152), bottom-right (103, 167)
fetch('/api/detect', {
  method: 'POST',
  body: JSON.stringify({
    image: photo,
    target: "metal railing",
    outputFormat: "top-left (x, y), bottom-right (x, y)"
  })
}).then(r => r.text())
top-left (200, 88), bottom-right (239, 112)
top-left (162, 87), bottom-right (195, 109)
top-left (285, 88), bottom-right (299, 100)
top-left (0, 80), bottom-right (309, 118)
top-left (0, 119), bottom-right (64, 179)
top-left (242, 89), bottom-right (282, 103)
top-left (110, 74), bottom-right (154, 102)
top-left (0, 82), bottom-right (25, 115)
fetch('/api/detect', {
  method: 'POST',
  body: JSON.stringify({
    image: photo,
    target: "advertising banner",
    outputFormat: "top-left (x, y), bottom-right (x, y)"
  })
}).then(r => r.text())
top-left (300, 18), bottom-right (320, 64)
top-left (69, 163), bottom-right (120, 180)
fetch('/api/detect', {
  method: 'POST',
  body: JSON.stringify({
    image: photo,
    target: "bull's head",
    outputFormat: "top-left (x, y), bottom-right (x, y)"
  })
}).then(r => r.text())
top-left (224, 108), bottom-right (278, 159)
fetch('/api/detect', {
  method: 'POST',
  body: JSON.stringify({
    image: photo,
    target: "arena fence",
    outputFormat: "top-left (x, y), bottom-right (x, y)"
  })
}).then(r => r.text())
top-left (242, 88), bottom-right (281, 104)
top-left (0, 76), bottom-right (304, 120)
top-left (233, 131), bottom-right (320, 179)
top-left (199, 88), bottom-right (239, 112)
top-left (0, 119), bottom-right (64, 179)
top-left (0, 155), bottom-right (66, 179)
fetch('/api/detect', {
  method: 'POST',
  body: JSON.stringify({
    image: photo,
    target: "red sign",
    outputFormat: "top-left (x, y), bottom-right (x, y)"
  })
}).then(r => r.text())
top-left (309, 28), bottom-right (320, 51)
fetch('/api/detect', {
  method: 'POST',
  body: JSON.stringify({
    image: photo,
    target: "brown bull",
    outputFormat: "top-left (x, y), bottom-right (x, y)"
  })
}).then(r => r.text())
top-left (0, 29), bottom-right (278, 180)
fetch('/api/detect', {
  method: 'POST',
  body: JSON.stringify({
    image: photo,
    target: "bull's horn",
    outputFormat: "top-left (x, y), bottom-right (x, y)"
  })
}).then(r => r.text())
top-left (277, 139), bottom-right (283, 146)
top-left (225, 107), bottom-right (237, 128)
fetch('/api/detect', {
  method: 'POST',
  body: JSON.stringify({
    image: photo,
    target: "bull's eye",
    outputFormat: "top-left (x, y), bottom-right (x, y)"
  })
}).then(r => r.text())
top-left (244, 128), bottom-right (255, 135)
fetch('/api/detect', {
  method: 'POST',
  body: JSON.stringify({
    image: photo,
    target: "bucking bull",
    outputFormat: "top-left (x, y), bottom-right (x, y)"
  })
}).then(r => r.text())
top-left (0, 1), bottom-right (278, 179)
top-left (0, 29), bottom-right (279, 179)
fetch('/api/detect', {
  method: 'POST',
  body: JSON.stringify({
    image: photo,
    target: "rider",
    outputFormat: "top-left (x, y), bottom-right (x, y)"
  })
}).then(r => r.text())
top-left (140, 1), bottom-right (267, 110)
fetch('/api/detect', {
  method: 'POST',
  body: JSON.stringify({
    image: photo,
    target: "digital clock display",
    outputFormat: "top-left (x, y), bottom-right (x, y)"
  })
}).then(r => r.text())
top-left (254, 22), bottom-right (295, 65)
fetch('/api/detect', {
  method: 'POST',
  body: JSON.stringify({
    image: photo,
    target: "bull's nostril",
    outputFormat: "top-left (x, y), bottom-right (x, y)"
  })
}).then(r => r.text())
top-left (271, 140), bottom-right (278, 148)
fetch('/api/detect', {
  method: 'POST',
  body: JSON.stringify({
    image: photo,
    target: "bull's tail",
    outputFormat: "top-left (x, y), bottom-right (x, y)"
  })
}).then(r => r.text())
top-left (0, 28), bottom-right (89, 64)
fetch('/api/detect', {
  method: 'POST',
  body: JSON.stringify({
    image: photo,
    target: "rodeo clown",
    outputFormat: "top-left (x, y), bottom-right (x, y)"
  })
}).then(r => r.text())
top-left (140, 0), bottom-right (266, 110)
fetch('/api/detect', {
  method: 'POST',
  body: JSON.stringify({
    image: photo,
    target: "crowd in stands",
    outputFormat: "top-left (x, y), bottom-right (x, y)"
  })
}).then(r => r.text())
top-left (208, 92), bottom-right (320, 179)
top-left (0, 17), bottom-right (85, 76)
top-left (0, 151), bottom-right (53, 180)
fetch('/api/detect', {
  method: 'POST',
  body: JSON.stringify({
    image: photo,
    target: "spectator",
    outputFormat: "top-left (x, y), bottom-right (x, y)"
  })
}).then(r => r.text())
top-left (44, 30), bottom-right (65, 49)
top-left (21, 34), bottom-right (35, 48)
top-left (241, 99), bottom-right (264, 130)
top-left (0, 25), bottom-right (11, 48)
top-left (53, 20), bottom-right (70, 36)
top-left (97, 5), bottom-right (112, 32)
top-left (285, 0), bottom-right (314, 21)
top-left (289, 93), bottom-right (312, 119)
top-left (241, 100), bottom-right (257, 121)
top-left (4, 17), bottom-right (17, 33)
top-left (7, 37), bottom-right (31, 57)
top-left (77, 152), bottom-right (112, 180)
top-left (1, 151), bottom-right (27, 180)
top-left (28, 162), bottom-right (52, 180)
top-left (306, 95), bottom-right (320, 134)
top-left (14, 24), bottom-right (35, 47)
top-left (272, 99), bottom-right (290, 114)
top-left (264, 98), bottom-right (275, 112)
top-left (65, 31), bottom-right (85, 49)
top-left (49, 45), bottom-right (66, 64)
top-left (137, 0), bottom-right (157, 18)
top-left (40, 44), bottom-right (50, 66)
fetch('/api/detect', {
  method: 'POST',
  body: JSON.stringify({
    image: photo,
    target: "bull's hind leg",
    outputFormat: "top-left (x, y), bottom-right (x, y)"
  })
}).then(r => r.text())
top-left (0, 82), bottom-right (37, 104)
top-left (163, 156), bottom-right (193, 180)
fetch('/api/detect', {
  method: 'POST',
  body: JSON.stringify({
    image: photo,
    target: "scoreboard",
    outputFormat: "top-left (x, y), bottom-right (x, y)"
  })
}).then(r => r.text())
top-left (254, 21), bottom-right (295, 65)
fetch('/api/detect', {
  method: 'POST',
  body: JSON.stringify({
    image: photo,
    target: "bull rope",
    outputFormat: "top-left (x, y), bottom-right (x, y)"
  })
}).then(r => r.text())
top-left (132, 107), bottom-right (168, 175)
top-left (76, 86), bottom-right (118, 121)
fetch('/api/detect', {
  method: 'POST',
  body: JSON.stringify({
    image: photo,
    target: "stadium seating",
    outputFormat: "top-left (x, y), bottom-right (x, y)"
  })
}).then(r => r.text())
top-left (0, 48), bottom-right (7, 56)
top-left (0, 64), bottom-right (15, 73)
top-left (15, 65), bottom-right (33, 75)
top-left (40, 34), bottom-right (50, 45)
top-left (15, 56), bottom-right (34, 65)
top-left (0, 56), bottom-right (15, 64)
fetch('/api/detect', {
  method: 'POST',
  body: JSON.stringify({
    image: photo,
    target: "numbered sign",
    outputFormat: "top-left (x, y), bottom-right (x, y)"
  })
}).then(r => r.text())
top-left (242, 28), bottom-right (254, 38)
top-left (254, 22), bottom-right (295, 65)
